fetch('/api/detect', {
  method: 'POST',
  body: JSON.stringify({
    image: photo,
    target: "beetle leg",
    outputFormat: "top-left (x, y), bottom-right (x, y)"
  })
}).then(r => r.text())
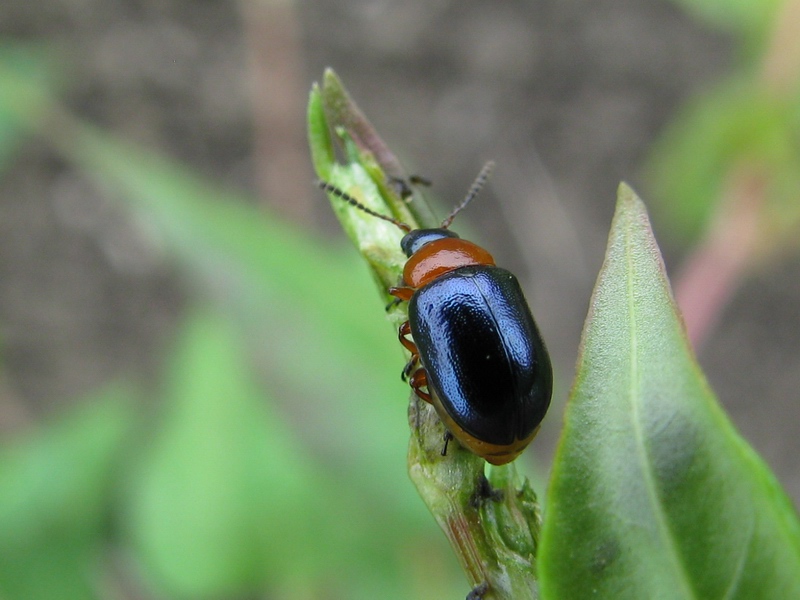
top-left (441, 430), bottom-right (454, 456)
top-left (389, 285), bottom-right (414, 302)
top-left (466, 582), bottom-right (489, 600)
top-left (385, 297), bottom-right (402, 311)
top-left (470, 475), bottom-right (504, 507)
top-left (387, 280), bottom-right (412, 311)
top-left (398, 321), bottom-right (420, 380)
top-left (397, 319), bottom-right (432, 402)
top-left (401, 355), bottom-right (419, 381)
top-left (388, 174), bottom-right (432, 200)
top-left (409, 368), bottom-right (432, 403)
top-left (397, 320), bottom-right (418, 355)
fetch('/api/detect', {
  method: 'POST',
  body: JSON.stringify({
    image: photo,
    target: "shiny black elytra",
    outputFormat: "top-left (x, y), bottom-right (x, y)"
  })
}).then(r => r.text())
top-left (319, 162), bottom-right (552, 464)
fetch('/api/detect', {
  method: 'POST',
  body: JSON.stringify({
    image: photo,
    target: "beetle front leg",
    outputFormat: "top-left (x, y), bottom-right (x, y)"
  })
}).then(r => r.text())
top-left (389, 285), bottom-right (414, 303)
top-left (397, 320), bottom-right (423, 383)
top-left (385, 297), bottom-right (403, 311)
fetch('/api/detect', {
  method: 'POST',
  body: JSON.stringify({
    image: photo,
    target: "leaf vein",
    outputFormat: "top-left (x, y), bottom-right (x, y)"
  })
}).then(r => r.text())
top-left (625, 214), bottom-right (696, 599)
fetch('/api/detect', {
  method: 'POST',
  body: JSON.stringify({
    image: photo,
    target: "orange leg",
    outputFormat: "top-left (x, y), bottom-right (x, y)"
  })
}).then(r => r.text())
top-left (389, 287), bottom-right (431, 403)
top-left (402, 355), bottom-right (419, 381)
top-left (409, 367), bottom-right (432, 403)
top-left (389, 285), bottom-right (414, 302)
top-left (397, 320), bottom-right (417, 354)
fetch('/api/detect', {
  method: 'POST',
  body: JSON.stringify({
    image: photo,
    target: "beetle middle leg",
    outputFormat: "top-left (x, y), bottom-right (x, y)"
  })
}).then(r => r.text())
top-left (402, 355), bottom-right (418, 381)
top-left (398, 322), bottom-right (433, 403)
top-left (390, 292), bottom-right (433, 403)
top-left (409, 367), bottom-right (432, 402)
top-left (397, 320), bottom-right (417, 353)
top-left (398, 322), bottom-right (419, 381)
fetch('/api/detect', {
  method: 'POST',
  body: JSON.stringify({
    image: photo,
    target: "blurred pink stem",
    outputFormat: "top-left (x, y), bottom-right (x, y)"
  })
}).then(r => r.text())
top-left (676, 0), bottom-right (800, 350)
top-left (241, 0), bottom-right (311, 222)
top-left (674, 169), bottom-right (764, 349)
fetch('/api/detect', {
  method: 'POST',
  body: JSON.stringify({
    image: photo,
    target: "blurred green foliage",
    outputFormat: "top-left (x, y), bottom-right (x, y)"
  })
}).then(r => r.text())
top-left (0, 44), bottom-right (467, 599)
top-left (650, 0), bottom-right (800, 250)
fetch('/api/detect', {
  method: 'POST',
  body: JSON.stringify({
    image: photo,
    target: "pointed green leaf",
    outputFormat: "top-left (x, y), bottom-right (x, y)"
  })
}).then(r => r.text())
top-left (320, 68), bottom-right (406, 180)
top-left (539, 185), bottom-right (800, 599)
top-left (307, 83), bottom-right (336, 180)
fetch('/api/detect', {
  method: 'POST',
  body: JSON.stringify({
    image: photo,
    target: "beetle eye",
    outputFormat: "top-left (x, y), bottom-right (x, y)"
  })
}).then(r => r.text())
top-left (400, 229), bottom-right (460, 257)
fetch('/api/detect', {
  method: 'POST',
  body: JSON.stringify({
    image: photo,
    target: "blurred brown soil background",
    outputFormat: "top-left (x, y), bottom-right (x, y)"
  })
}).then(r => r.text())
top-left (1, 0), bottom-right (799, 500)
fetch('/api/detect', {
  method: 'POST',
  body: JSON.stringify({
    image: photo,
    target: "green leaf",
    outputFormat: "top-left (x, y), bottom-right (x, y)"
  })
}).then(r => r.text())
top-left (307, 82), bottom-right (336, 180)
top-left (538, 185), bottom-right (800, 599)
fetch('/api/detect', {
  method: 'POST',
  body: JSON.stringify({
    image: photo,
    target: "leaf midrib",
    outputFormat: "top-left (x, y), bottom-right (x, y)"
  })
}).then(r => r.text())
top-left (624, 215), bottom-right (696, 599)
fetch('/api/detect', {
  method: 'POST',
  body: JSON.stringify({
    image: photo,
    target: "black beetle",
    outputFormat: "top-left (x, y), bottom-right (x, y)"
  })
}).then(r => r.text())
top-left (320, 162), bottom-right (552, 464)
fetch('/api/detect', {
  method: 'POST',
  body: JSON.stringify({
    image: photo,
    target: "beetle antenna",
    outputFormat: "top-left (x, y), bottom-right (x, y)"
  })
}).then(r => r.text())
top-left (317, 180), bottom-right (411, 233)
top-left (440, 160), bottom-right (495, 229)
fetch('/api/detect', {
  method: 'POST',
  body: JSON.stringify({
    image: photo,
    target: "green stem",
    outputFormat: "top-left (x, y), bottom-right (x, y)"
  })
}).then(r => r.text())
top-left (308, 69), bottom-right (541, 599)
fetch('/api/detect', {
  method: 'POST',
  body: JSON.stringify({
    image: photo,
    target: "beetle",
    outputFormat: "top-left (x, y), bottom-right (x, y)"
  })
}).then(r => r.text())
top-left (319, 162), bottom-right (552, 465)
